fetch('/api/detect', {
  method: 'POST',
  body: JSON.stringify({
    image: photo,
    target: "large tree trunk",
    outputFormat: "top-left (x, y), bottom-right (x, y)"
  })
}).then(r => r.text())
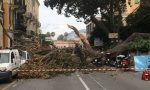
top-left (67, 25), bottom-right (96, 56)
top-left (90, 15), bottom-right (109, 36)
top-left (106, 33), bottom-right (150, 54)
top-left (142, 0), bottom-right (150, 7)
top-left (67, 25), bottom-right (90, 48)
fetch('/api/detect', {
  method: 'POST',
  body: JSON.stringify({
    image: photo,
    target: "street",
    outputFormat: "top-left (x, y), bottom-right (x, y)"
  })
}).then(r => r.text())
top-left (0, 71), bottom-right (150, 90)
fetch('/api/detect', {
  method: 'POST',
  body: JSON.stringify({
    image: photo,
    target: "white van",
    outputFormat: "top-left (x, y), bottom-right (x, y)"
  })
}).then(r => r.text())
top-left (0, 49), bottom-right (21, 81)
top-left (20, 51), bottom-right (30, 65)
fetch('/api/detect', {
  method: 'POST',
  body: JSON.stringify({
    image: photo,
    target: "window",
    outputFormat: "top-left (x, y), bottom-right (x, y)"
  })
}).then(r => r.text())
top-left (27, 53), bottom-right (30, 59)
top-left (0, 53), bottom-right (9, 63)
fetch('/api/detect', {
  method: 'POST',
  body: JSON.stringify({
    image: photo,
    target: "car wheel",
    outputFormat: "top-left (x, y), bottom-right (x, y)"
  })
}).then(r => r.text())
top-left (7, 72), bottom-right (13, 83)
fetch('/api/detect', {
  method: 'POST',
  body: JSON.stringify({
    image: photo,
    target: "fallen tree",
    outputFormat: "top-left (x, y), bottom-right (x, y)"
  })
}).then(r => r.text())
top-left (18, 47), bottom-right (96, 79)
top-left (106, 33), bottom-right (150, 54)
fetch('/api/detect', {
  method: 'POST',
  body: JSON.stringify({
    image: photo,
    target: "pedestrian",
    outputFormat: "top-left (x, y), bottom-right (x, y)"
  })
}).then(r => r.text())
top-left (74, 43), bottom-right (85, 65)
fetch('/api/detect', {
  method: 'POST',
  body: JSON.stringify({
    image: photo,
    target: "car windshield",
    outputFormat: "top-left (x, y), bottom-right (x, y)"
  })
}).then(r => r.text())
top-left (0, 53), bottom-right (9, 63)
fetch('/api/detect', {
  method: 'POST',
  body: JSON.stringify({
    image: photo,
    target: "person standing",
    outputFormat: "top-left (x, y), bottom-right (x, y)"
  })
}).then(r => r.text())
top-left (74, 44), bottom-right (85, 65)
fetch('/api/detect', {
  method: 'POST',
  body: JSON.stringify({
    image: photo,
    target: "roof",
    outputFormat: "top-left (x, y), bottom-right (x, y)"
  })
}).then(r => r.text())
top-left (0, 49), bottom-right (18, 53)
top-left (0, 49), bottom-right (11, 53)
top-left (117, 55), bottom-right (125, 57)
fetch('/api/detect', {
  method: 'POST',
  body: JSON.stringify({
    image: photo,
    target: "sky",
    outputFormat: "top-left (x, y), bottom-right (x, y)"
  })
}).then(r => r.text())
top-left (39, 0), bottom-right (86, 39)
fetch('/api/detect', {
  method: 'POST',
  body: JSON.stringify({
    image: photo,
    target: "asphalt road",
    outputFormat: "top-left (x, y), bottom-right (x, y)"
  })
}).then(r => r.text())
top-left (0, 71), bottom-right (150, 90)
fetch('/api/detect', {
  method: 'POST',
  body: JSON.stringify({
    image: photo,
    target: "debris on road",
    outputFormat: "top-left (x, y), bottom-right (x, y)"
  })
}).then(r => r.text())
top-left (17, 47), bottom-right (97, 79)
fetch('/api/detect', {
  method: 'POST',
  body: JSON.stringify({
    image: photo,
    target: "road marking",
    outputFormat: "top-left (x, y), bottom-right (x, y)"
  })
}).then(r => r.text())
top-left (76, 73), bottom-right (90, 90)
top-left (1, 81), bottom-right (17, 90)
top-left (88, 74), bottom-right (107, 90)
top-left (12, 83), bottom-right (17, 88)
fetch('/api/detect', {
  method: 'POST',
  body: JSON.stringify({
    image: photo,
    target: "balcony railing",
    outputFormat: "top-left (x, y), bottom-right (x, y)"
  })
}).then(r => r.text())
top-left (14, 23), bottom-right (27, 32)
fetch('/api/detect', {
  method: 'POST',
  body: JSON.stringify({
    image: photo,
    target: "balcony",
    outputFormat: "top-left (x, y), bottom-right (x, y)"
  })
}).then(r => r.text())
top-left (25, 12), bottom-right (32, 19)
top-left (14, 22), bottom-right (27, 33)
top-left (16, 5), bottom-right (26, 14)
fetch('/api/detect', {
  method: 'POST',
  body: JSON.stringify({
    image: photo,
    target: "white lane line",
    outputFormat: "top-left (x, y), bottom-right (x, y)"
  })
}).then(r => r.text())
top-left (12, 83), bottom-right (17, 88)
top-left (88, 74), bottom-right (107, 90)
top-left (1, 81), bottom-right (17, 90)
top-left (76, 73), bottom-right (90, 90)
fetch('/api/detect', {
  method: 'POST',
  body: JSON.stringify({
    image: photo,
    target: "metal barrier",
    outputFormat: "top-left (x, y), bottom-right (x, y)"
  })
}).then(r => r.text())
top-left (14, 68), bottom-right (135, 72)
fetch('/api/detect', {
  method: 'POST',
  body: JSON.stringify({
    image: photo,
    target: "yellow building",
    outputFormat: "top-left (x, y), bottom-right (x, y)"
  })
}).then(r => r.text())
top-left (126, 0), bottom-right (140, 15)
top-left (0, 0), bottom-right (40, 48)
top-left (122, 0), bottom-right (140, 26)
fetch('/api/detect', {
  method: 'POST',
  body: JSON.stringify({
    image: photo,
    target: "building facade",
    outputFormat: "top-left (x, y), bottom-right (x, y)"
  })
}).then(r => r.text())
top-left (86, 17), bottom-right (100, 38)
top-left (13, 0), bottom-right (40, 39)
top-left (0, 0), bottom-right (40, 48)
top-left (125, 0), bottom-right (140, 15)
top-left (25, 0), bottom-right (40, 36)
top-left (54, 40), bottom-right (76, 48)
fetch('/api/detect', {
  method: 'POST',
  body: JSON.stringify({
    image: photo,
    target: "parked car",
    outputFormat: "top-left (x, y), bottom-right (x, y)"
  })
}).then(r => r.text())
top-left (142, 65), bottom-right (150, 80)
top-left (115, 55), bottom-right (129, 68)
top-left (0, 49), bottom-right (21, 82)
top-left (105, 53), bottom-right (116, 66)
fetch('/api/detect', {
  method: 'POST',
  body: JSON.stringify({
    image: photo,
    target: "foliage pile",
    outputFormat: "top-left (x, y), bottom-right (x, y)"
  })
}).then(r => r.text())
top-left (18, 48), bottom-right (96, 79)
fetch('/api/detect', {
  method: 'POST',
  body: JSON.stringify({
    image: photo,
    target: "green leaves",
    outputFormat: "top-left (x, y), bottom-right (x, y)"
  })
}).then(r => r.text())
top-left (44, 0), bottom-right (126, 21)
top-left (128, 37), bottom-right (150, 51)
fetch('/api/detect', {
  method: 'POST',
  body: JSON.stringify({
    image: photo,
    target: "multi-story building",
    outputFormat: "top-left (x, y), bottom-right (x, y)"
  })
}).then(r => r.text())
top-left (13, 0), bottom-right (40, 39)
top-left (54, 40), bottom-right (76, 48)
top-left (86, 17), bottom-right (100, 38)
top-left (0, 0), bottom-right (40, 48)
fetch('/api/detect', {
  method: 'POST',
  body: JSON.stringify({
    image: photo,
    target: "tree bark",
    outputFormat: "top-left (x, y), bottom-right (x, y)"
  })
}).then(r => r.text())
top-left (90, 15), bottom-right (109, 36)
top-left (142, 0), bottom-right (150, 7)
top-left (106, 33), bottom-right (150, 54)
top-left (67, 25), bottom-right (96, 56)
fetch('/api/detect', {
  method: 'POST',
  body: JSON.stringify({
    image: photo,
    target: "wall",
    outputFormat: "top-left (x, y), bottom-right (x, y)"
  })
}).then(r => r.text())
top-left (125, 0), bottom-right (140, 15)
top-left (25, 0), bottom-right (40, 35)
top-left (54, 41), bottom-right (75, 48)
